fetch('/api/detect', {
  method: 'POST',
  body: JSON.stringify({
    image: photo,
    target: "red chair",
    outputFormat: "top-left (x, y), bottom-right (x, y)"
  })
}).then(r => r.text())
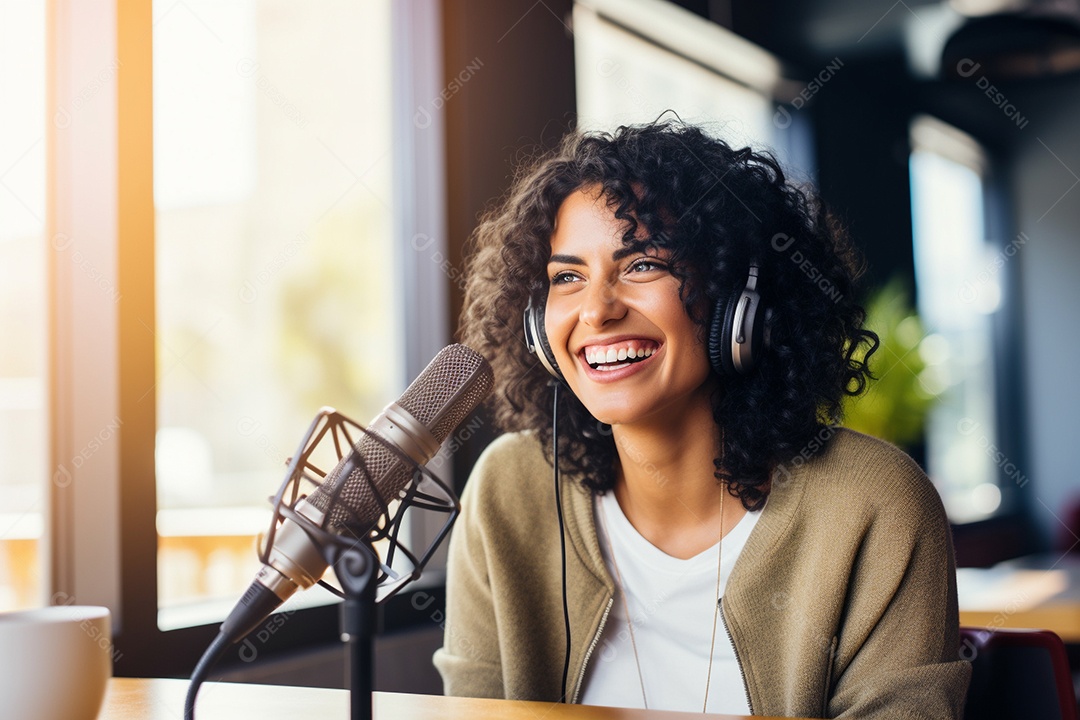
top-left (960, 626), bottom-right (1077, 720)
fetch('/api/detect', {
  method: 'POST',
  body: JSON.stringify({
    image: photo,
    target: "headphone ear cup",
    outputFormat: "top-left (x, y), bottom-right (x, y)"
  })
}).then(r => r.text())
top-left (523, 298), bottom-right (563, 380)
top-left (708, 290), bottom-right (741, 376)
top-left (737, 288), bottom-right (764, 374)
top-left (710, 265), bottom-right (769, 376)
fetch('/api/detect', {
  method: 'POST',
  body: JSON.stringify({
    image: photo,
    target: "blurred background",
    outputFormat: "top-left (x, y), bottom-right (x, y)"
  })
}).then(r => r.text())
top-left (1, 0), bottom-right (1078, 693)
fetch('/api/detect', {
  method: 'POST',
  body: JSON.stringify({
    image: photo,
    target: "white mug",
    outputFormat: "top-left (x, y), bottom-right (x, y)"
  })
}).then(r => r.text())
top-left (0, 605), bottom-right (112, 720)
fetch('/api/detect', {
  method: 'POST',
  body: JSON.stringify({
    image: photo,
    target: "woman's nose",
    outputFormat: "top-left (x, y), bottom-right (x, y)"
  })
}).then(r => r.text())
top-left (579, 279), bottom-right (627, 328)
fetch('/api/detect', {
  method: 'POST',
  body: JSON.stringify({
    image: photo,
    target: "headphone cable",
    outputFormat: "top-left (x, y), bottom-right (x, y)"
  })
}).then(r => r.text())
top-left (552, 381), bottom-right (572, 702)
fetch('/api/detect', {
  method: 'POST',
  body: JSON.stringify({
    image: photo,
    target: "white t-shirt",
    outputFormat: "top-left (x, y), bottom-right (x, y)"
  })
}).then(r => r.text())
top-left (580, 491), bottom-right (762, 714)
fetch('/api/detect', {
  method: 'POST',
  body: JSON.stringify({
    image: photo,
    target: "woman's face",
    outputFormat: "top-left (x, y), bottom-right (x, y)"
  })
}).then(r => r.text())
top-left (544, 187), bottom-right (713, 428)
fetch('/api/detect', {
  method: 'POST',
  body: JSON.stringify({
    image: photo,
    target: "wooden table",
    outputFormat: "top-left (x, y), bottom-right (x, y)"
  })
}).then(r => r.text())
top-left (957, 553), bottom-right (1080, 641)
top-left (100, 678), bottom-right (807, 719)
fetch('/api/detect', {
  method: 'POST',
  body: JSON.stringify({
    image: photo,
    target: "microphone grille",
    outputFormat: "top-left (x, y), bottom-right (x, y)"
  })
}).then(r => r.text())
top-left (397, 343), bottom-right (494, 444)
top-left (313, 344), bottom-right (492, 534)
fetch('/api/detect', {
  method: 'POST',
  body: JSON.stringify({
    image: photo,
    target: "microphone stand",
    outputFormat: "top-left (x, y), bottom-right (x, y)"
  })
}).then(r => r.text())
top-left (187, 407), bottom-right (465, 720)
top-left (261, 410), bottom-right (462, 720)
top-left (287, 510), bottom-right (380, 720)
top-left (326, 542), bottom-right (379, 720)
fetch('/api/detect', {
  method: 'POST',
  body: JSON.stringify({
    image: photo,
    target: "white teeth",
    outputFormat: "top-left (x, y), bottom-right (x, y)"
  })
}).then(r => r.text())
top-left (583, 343), bottom-right (657, 367)
top-left (596, 362), bottom-right (629, 372)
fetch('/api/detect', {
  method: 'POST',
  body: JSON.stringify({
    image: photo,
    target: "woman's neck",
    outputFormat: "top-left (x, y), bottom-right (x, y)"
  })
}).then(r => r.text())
top-left (609, 398), bottom-right (747, 559)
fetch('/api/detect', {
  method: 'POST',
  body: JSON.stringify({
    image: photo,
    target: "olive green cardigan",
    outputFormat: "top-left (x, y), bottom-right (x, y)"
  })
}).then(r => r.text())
top-left (434, 429), bottom-right (971, 718)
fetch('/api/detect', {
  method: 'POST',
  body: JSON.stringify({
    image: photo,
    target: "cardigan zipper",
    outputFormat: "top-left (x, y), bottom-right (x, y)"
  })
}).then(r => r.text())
top-left (718, 599), bottom-right (754, 714)
top-left (570, 596), bottom-right (614, 704)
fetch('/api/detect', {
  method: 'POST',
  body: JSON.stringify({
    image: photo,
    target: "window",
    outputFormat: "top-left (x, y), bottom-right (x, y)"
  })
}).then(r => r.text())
top-left (909, 115), bottom-right (1003, 522)
top-left (36, 0), bottom-right (446, 673)
top-left (152, 0), bottom-right (402, 629)
top-left (0, 0), bottom-right (47, 612)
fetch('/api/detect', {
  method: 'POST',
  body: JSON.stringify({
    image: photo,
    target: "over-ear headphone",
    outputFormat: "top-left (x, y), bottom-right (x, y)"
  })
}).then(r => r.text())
top-left (522, 294), bottom-right (561, 378)
top-left (708, 264), bottom-right (770, 376)
top-left (523, 264), bottom-right (771, 380)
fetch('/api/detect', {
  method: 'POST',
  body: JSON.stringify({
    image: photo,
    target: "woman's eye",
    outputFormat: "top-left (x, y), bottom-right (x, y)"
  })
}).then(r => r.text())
top-left (629, 258), bottom-right (666, 274)
top-left (550, 271), bottom-right (580, 285)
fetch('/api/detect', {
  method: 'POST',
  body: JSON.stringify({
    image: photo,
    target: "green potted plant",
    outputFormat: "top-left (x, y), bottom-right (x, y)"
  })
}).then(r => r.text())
top-left (843, 278), bottom-right (940, 450)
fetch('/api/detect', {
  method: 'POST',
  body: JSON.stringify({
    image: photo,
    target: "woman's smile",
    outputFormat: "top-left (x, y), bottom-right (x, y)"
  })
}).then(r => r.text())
top-left (581, 338), bottom-right (660, 368)
top-left (576, 337), bottom-right (662, 382)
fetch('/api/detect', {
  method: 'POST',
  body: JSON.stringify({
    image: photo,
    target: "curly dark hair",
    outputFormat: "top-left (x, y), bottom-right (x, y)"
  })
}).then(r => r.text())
top-left (458, 120), bottom-right (878, 511)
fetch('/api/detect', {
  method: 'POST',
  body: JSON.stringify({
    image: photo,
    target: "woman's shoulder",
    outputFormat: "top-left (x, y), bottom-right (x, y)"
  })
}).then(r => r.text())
top-left (824, 426), bottom-right (923, 471)
top-left (462, 431), bottom-right (554, 507)
top-left (794, 427), bottom-right (942, 514)
top-left (472, 430), bottom-right (549, 475)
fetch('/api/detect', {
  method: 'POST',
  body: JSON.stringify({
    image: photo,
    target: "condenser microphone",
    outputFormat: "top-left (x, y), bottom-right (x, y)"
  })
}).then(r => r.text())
top-left (218, 344), bottom-right (493, 645)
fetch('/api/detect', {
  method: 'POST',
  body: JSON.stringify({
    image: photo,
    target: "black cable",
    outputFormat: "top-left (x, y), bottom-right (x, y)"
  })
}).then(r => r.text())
top-left (552, 382), bottom-right (572, 702)
top-left (184, 630), bottom-right (232, 720)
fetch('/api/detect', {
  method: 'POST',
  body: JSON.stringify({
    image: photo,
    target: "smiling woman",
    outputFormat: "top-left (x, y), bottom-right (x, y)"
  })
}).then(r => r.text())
top-left (459, 121), bottom-right (875, 509)
top-left (438, 121), bottom-right (972, 719)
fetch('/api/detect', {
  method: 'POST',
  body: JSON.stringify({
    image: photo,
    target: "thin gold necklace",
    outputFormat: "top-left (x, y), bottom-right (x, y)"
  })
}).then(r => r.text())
top-left (597, 486), bottom-right (725, 712)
